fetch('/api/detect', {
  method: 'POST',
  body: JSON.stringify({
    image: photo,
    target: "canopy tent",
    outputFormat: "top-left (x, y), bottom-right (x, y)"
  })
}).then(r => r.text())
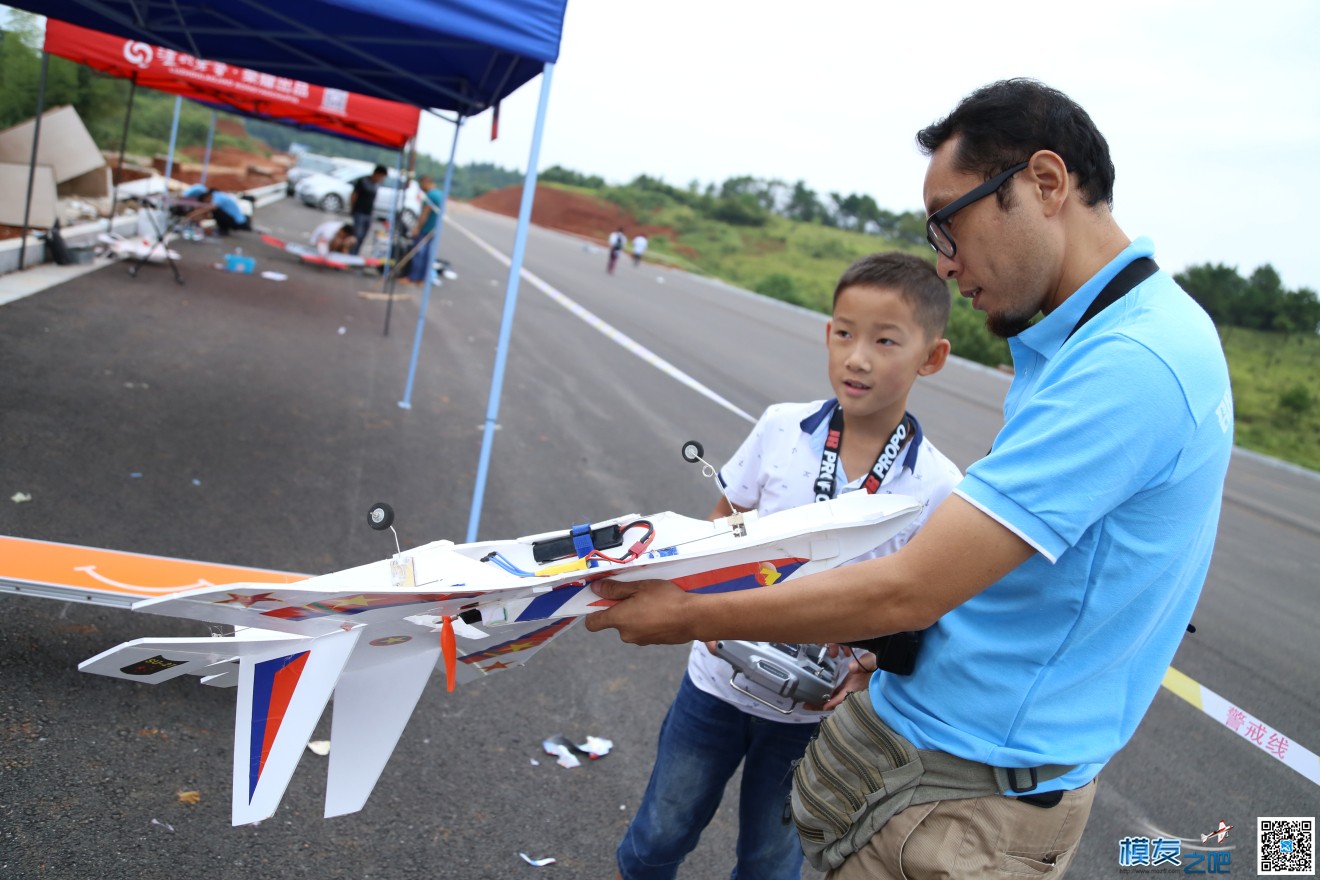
top-left (14, 0), bottom-right (565, 115)
top-left (43, 20), bottom-right (421, 150)
top-left (7, 0), bottom-right (569, 540)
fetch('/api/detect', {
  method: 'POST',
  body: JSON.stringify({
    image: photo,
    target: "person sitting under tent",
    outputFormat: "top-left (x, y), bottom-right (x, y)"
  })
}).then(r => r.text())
top-left (310, 220), bottom-right (357, 256)
top-left (184, 188), bottom-right (252, 236)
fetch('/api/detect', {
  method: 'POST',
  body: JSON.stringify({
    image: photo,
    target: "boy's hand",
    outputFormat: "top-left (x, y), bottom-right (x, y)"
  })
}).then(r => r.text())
top-left (584, 578), bottom-right (695, 645)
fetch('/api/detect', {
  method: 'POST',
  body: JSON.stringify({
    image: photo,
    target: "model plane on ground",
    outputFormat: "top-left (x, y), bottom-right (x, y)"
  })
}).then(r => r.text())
top-left (77, 491), bottom-right (922, 825)
top-left (97, 232), bottom-right (181, 264)
top-left (258, 232), bottom-right (383, 270)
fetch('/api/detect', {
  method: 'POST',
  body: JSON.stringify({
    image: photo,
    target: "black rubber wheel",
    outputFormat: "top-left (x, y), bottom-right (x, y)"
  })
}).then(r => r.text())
top-left (367, 502), bottom-right (395, 531)
top-left (681, 440), bottom-right (704, 463)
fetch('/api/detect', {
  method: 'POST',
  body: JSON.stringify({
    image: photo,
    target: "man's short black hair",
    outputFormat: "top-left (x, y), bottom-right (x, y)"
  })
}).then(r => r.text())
top-left (372, 165), bottom-right (388, 177)
top-left (833, 252), bottom-right (951, 340)
top-left (916, 78), bottom-right (1116, 210)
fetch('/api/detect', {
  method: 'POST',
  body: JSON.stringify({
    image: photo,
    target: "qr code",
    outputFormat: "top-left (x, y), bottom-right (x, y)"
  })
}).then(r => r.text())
top-left (1259, 817), bottom-right (1315, 875)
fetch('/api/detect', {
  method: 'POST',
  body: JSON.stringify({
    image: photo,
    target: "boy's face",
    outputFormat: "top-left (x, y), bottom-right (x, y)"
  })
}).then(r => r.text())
top-left (826, 284), bottom-right (949, 426)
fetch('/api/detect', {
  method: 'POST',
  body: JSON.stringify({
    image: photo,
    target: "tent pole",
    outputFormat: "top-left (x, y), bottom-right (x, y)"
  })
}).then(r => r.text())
top-left (162, 95), bottom-right (182, 203)
top-left (397, 116), bottom-right (463, 408)
top-left (18, 51), bottom-right (50, 273)
top-left (107, 72), bottom-right (139, 232)
top-left (381, 146), bottom-right (406, 337)
top-left (465, 62), bottom-right (555, 542)
top-left (200, 109), bottom-right (217, 186)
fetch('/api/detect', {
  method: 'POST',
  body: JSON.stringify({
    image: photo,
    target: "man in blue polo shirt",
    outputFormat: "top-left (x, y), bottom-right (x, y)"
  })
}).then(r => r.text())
top-left (586, 78), bottom-right (1234, 879)
top-left (186, 187), bottom-right (251, 236)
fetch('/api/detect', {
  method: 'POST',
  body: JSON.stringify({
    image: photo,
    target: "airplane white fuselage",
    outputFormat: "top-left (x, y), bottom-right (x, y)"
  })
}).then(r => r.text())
top-left (79, 491), bottom-right (922, 825)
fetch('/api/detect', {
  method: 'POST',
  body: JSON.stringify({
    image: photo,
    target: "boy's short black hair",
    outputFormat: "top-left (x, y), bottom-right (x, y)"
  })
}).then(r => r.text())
top-left (833, 252), bottom-right (951, 340)
top-left (372, 164), bottom-right (388, 176)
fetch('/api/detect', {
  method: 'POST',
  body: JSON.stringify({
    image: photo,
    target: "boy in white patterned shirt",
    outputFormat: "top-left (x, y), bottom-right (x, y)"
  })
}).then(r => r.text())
top-left (615, 252), bottom-right (962, 880)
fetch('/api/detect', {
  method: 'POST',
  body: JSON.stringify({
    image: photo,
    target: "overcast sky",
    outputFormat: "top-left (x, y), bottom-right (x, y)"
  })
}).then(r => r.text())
top-left (419, 0), bottom-right (1320, 292)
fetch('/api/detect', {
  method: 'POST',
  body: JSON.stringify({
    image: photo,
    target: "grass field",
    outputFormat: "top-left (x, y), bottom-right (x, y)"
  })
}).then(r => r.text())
top-left (1218, 327), bottom-right (1320, 471)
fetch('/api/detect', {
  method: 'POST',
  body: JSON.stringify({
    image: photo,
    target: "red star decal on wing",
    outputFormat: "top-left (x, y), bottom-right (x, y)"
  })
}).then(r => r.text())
top-left (214, 592), bottom-right (281, 607)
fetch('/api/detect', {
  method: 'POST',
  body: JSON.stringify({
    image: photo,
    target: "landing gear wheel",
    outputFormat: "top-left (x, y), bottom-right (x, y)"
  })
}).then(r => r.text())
top-left (367, 502), bottom-right (395, 531)
top-left (681, 440), bottom-right (704, 464)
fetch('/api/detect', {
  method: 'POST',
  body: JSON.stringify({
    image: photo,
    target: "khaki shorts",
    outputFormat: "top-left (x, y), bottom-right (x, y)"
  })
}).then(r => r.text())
top-left (827, 780), bottom-right (1097, 879)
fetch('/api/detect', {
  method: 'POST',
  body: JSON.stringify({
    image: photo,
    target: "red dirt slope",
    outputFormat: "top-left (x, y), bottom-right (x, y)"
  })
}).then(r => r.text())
top-left (468, 184), bottom-right (675, 249)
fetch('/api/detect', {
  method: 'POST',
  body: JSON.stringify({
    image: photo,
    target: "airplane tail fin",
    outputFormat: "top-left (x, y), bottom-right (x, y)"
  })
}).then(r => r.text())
top-left (81, 626), bottom-right (363, 825)
top-left (231, 628), bottom-right (360, 825)
top-left (324, 635), bottom-right (441, 818)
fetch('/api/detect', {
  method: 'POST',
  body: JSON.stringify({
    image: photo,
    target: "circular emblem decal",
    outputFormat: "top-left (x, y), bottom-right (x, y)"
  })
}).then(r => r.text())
top-left (369, 635), bottom-right (413, 647)
top-left (122, 41), bottom-right (153, 68)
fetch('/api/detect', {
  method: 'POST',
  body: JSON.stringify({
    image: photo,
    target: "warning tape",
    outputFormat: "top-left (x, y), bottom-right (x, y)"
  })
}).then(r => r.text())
top-left (1163, 667), bottom-right (1320, 787)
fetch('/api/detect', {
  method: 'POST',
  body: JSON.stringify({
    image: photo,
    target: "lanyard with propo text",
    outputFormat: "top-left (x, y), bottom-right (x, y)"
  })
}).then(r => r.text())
top-left (814, 406), bottom-right (914, 502)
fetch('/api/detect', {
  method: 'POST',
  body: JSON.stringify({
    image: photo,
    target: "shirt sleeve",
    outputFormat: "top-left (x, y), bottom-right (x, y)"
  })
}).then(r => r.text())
top-left (956, 334), bottom-right (1195, 562)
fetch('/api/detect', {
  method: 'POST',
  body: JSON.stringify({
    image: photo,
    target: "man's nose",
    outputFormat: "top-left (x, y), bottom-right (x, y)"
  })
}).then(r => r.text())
top-left (936, 252), bottom-right (959, 280)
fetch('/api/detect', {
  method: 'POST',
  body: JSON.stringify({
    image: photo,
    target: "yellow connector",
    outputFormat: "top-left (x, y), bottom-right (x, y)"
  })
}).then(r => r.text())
top-left (535, 557), bottom-right (591, 577)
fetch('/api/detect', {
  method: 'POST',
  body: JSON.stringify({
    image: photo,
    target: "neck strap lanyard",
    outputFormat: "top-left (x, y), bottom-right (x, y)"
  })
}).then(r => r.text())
top-left (1064, 257), bottom-right (1158, 343)
top-left (815, 407), bottom-right (915, 502)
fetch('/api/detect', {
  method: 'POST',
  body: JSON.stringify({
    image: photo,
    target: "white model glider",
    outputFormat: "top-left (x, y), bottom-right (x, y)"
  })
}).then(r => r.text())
top-left (97, 232), bottom-right (181, 264)
top-left (78, 491), bottom-right (922, 825)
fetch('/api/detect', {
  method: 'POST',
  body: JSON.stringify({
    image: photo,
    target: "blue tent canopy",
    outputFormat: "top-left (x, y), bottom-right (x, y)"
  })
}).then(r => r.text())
top-left (12, 0), bottom-right (567, 541)
top-left (10, 0), bottom-right (567, 115)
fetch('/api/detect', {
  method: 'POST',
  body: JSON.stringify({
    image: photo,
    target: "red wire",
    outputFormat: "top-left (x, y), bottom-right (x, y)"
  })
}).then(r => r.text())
top-left (587, 520), bottom-right (655, 564)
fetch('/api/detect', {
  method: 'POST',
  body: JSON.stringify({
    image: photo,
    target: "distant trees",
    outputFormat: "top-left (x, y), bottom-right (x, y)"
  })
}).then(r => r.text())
top-left (541, 165), bottom-right (604, 189)
top-left (1177, 262), bottom-right (1320, 336)
top-left (1, 11), bottom-right (136, 148)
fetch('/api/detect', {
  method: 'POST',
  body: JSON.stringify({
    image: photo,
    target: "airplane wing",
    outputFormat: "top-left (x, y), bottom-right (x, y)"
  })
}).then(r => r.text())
top-left (0, 534), bottom-right (304, 609)
top-left (259, 232), bottom-right (382, 269)
top-left (76, 491), bottom-right (923, 824)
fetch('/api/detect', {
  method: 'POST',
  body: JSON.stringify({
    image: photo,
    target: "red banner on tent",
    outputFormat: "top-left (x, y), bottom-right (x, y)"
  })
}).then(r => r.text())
top-left (43, 19), bottom-right (420, 150)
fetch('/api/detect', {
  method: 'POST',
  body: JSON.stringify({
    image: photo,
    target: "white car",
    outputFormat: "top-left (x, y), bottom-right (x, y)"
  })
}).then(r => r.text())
top-left (297, 166), bottom-right (422, 229)
top-left (284, 153), bottom-right (343, 196)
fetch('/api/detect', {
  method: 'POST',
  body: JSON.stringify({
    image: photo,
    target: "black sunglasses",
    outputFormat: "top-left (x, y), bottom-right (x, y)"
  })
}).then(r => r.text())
top-left (925, 160), bottom-right (1030, 259)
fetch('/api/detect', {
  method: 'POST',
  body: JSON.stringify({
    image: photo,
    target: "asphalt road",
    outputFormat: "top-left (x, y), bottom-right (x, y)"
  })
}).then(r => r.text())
top-left (1, 197), bottom-right (1316, 880)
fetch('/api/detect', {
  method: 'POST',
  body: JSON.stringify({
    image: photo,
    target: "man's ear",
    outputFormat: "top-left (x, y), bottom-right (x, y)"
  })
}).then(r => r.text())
top-left (1027, 150), bottom-right (1070, 218)
top-left (917, 338), bottom-right (951, 376)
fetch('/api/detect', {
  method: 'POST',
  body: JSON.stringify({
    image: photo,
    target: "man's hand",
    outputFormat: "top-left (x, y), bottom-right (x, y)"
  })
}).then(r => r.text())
top-left (583, 578), bottom-right (695, 645)
top-left (818, 651), bottom-right (876, 711)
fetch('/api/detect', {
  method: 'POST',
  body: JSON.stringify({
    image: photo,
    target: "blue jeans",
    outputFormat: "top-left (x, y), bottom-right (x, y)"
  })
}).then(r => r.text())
top-left (406, 231), bottom-right (434, 283)
top-left (350, 212), bottom-right (372, 255)
top-left (618, 673), bottom-right (818, 880)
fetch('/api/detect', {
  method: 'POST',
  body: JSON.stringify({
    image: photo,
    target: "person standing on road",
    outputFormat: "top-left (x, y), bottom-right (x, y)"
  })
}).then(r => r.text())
top-left (607, 227), bottom-right (626, 274)
top-left (405, 175), bottom-right (445, 285)
top-left (631, 233), bottom-right (648, 267)
top-left (613, 252), bottom-right (963, 880)
top-left (586, 78), bottom-right (1235, 879)
top-left (349, 165), bottom-right (387, 255)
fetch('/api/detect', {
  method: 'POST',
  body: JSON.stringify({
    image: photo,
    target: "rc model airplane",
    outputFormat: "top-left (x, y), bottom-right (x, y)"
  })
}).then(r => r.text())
top-left (79, 484), bottom-right (923, 826)
top-left (259, 232), bottom-right (383, 270)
